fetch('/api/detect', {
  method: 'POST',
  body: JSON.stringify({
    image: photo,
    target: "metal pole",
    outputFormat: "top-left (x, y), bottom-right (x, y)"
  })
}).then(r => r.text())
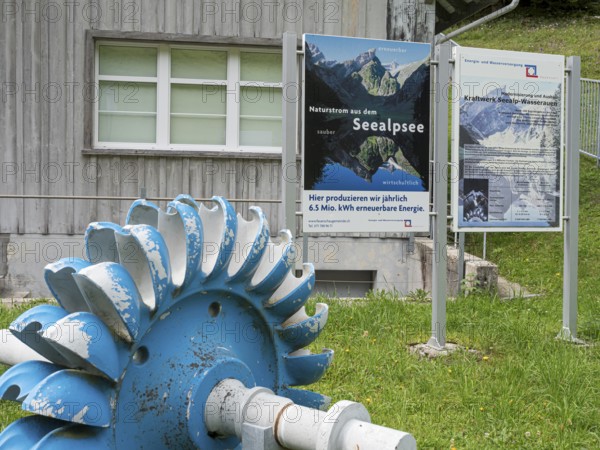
top-left (437, 0), bottom-right (520, 44)
top-left (596, 82), bottom-right (600, 166)
top-left (458, 232), bottom-right (465, 295)
top-left (483, 232), bottom-right (487, 260)
top-left (559, 56), bottom-right (581, 342)
top-left (282, 32), bottom-right (298, 234)
top-left (303, 234), bottom-right (309, 264)
top-left (584, 80), bottom-right (589, 155)
top-left (428, 42), bottom-right (451, 349)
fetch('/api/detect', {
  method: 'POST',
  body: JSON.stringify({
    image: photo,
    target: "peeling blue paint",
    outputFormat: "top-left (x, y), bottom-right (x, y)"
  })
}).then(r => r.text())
top-left (0, 195), bottom-right (333, 448)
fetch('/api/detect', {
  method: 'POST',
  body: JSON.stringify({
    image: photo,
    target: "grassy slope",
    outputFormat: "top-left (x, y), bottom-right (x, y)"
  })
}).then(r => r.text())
top-left (1, 10), bottom-right (600, 450)
top-left (455, 12), bottom-right (600, 79)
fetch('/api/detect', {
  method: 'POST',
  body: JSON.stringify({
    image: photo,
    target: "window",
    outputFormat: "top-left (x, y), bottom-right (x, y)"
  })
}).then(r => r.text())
top-left (95, 41), bottom-right (283, 153)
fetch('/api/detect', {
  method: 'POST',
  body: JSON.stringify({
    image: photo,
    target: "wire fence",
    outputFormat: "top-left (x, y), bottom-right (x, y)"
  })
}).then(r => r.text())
top-left (581, 78), bottom-right (600, 164)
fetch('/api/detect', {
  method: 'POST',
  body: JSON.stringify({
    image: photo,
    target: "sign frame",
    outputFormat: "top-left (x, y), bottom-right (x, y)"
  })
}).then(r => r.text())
top-left (451, 46), bottom-right (565, 233)
top-left (301, 33), bottom-right (432, 234)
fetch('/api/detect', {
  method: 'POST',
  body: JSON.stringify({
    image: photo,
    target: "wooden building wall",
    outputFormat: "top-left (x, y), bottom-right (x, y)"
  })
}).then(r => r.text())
top-left (0, 0), bottom-right (435, 236)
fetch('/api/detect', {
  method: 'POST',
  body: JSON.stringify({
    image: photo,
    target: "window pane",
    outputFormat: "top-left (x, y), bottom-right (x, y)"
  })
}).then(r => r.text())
top-left (240, 119), bottom-right (282, 146)
top-left (99, 81), bottom-right (157, 113)
top-left (171, 84), bottom-right (226, 115)
top-left (171, 49), bottom-right (227, 80)
top-left (99, 45), bottom-right (157, 77)
top-left (240, 87), bottom-right (282, 117)
top-left (241, 52), bottom-right (282, 82)
top-left (171, 117), bottom-right (226, 145)
top-left (99, 113), bottom-right (156, 143)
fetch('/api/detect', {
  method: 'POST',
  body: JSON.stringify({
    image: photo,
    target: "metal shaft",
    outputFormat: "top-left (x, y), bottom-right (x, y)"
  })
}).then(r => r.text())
top-left (205, 379), bottom-right (416, 450)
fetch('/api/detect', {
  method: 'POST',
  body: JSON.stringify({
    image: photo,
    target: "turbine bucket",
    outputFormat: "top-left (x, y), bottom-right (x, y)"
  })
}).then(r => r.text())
top-left (264, 264), bottom-right (315, 321)
top-left (85, 222), bottom-right (123, 263)
top-left (0, 361), bottom-right (61, 402)
top-left (114, 225), bottom-right (172, 311)
top-left (9, 305), bottom-right (71, 367)
top-left (198, 196), bottom-right (237, 279)
top-left (283, 348), bottom-right (334, 386)
top-left (249, 230), bottom-right (296, 295)
top-left (73, 262), bottom-right (144, 342)
top-left (0, 416), bottom-right (66, 449)
top-left (226, 207), bottom-right (269, 283)
top-left (277, 303), bottom-right (329, 350)
top-left (159, 201), bottom-right (203, 289)
top-left (22, 370), bottom-right (114, 427)
top-left (44, 258), bottom-right (92, 313)
top-left (31, 426), bottom-right (113, 450)
top-left (39, 312), bottom-right (125, 381)
top-left (126, 199), bottom-right (159, 228)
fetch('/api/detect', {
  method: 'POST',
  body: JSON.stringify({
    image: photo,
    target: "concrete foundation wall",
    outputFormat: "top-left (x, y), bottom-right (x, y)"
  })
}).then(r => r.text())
top-left (300, 237), bottom-right (424, 295)
top-left (416, 238), bottom-right (498, 297)
top-left (0, 234), bottom-right (87, 297)
top-left (1, 234), bottom-right (497, 299)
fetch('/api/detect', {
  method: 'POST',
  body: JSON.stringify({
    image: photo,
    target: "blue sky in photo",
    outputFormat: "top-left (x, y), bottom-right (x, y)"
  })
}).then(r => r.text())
top-left (304, 34), bottom-right (430, 66)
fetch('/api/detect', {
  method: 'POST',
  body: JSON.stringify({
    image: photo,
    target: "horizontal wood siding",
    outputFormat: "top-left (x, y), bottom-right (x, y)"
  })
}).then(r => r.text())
top-left (0, 0), bottom-right (433, 236)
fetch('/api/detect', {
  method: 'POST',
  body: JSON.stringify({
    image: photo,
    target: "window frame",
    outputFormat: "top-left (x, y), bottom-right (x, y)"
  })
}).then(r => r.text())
top-left (93, 40), bottom-right (283, 154)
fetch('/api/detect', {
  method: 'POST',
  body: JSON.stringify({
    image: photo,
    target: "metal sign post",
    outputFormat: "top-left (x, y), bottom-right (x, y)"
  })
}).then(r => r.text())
top-left (559, 56), bottom-right (582, 342)
top-left (282, 32), bottom-right (298, 234)
top-left (428, 42), bottom-right (451, 349)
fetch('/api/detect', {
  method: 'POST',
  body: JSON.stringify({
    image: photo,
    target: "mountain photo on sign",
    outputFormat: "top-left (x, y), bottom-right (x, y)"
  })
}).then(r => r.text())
top-left (303, 34), bottom-right (431, 193)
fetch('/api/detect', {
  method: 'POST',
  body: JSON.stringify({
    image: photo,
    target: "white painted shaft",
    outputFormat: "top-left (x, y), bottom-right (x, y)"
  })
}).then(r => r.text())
top-left (205, 379), bottom-right (293, 439)
top-left (276, 404), bottom-right (325, 450)
top-left (205, 379), bottom-right (416, 450)
top-left (0, 330), bottom-right (48, 366)
top-left (204, 378), bottom-right (246, 436)
top-left (338, 419), bottom-right (417, 450)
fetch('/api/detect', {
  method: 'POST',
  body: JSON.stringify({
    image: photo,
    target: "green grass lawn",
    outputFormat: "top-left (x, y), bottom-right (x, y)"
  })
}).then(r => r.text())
top-left (1, 8), bottom-right (600, 450)
top-left (309, 292), bottom-right (600, 449)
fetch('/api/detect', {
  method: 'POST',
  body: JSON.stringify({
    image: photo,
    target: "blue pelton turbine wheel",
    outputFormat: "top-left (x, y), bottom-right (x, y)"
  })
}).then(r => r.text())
top-left (0, 196), bottom-right (415, 450)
